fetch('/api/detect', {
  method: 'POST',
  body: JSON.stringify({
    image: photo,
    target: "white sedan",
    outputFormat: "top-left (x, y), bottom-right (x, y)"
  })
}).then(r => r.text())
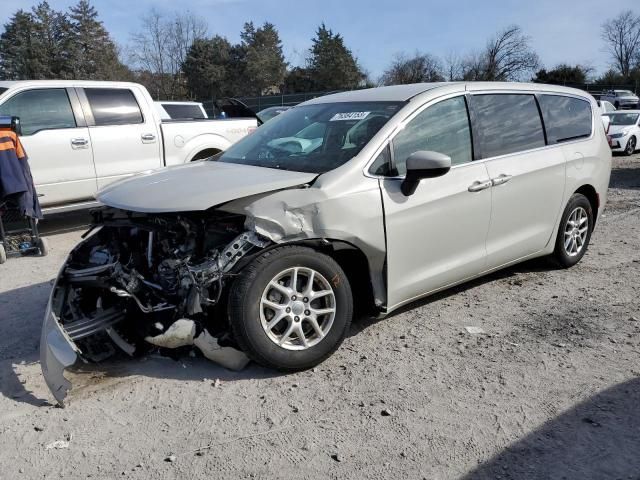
top-left (605, 111), bottom-right (640, 155)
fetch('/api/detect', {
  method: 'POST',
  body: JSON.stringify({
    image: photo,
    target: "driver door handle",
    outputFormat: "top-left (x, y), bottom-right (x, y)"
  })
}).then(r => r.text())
top-left (468, 180), bottom-right (492, 192)
top-left (491, 174), bottom-right (513, 186)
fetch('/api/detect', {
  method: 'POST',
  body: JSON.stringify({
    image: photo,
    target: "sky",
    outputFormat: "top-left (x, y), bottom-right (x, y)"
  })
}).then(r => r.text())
top-left (2, 0), bottom-right (638, 79)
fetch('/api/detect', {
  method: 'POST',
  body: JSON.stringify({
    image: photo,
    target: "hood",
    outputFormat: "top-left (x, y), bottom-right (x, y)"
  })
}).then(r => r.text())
top-left (96, 161), bottom-right (318, 213)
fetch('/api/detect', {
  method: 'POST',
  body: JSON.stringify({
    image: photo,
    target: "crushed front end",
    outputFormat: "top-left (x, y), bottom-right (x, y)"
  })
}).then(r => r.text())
top-left (40, 207), bottom-right (269, 405)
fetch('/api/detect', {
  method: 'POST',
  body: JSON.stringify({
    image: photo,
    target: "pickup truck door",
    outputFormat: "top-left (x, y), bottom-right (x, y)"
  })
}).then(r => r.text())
top-left (0, 87), bottom-right (97, 207)
top-left (78, 87), bottom-right (162, 189)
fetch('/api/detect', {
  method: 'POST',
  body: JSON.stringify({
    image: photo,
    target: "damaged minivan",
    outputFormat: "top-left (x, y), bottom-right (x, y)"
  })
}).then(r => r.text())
top-left (41, 82), bottom-right (612, 404)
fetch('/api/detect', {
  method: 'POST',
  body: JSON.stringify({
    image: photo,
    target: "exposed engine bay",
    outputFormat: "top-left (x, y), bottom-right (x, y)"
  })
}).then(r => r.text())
top-left (50, 207), bottom-right (270, 369)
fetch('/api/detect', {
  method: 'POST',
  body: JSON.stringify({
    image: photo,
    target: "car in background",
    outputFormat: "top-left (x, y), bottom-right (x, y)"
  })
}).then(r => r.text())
top-left (604, 110), bottom-right (640, 155)
top-left (600, 89), bottom-right (639, 110)
top-left (156, 101), bottom-right (208, 120)
top-left (0, 81), bottom-right (257, 212)
top-left (597, 100), bottom-right (616, 113)
top-left (257, 105), bottom-right (292, 123)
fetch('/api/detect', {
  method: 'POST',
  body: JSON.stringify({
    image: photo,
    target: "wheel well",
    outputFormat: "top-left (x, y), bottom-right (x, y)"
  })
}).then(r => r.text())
top-left (575, 184), bottom-right (599, 224)
top-left (191, 148), bottom-right (222, 162)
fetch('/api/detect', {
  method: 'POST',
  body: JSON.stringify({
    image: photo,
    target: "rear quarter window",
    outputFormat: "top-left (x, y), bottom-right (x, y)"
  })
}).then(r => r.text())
top-left (472, 94), bottom-right (545, 158)
top-left (84, 88), bottom-right (143, 126)
top-left (538, 95), bottom-right (592, 143)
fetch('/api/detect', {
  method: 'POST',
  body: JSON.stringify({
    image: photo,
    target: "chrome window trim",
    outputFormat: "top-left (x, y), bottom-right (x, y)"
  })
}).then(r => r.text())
top-left (363, 88), bottom-right (596, 180)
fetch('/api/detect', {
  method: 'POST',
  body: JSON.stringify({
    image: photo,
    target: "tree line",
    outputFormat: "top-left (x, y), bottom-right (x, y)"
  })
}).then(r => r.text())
top-left (1, 2), bottom-right (639, 101)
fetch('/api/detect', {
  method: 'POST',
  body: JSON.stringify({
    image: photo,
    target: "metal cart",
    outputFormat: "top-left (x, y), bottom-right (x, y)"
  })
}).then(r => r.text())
top-left (0, 200), bottom-right (48, 263)
top-left (0, 116), bottom-right (47, 264)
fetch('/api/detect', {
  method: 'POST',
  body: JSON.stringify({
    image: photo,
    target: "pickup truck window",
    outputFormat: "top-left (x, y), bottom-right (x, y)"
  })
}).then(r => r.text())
top-left (85, 88), bottom-right (143, 126)
top-left (161, 103), bottom-right (206, 119)
top-left (0, 88), bottom-right (76, 135)
top-left (218, 101), bottom-right (402, 174)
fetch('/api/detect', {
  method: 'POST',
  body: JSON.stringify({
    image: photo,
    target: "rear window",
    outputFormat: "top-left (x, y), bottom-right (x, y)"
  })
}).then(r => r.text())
top-left (472, 94), bottom-right (545, 158)
top-left (161, 103), bottom-right (206, 119)
top-left (538, 95), bottom-right (592, 143)
top-left (85, 88), bottom-right (143, 126)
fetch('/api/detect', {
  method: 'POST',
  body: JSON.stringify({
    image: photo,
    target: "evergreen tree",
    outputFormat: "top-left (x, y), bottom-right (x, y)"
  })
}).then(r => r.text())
top-left (0, 10), bottom-right (43, 79)
top-left (307, 24), bottom-right (364, 91)
top-left (31, 1), bottom-right (74, 78)
top-left (183, 36), bottom-right (233, 99)
top-left (68, 0), bottom-right (125, 79)
top-left (240, 22), bottom-right (287, 95)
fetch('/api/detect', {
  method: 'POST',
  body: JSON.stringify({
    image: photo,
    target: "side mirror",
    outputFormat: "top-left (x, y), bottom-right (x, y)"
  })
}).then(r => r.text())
top-left (401, 151), bottom-right (451, 196)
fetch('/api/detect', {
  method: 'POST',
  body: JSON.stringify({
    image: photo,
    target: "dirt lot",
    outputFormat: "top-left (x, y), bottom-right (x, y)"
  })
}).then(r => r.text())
top-left (1, 155), bottom-right (639, 480)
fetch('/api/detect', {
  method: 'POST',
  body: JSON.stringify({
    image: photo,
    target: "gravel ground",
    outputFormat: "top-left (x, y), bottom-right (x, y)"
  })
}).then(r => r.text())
top-left (1, 154), bottom-right (639, 480)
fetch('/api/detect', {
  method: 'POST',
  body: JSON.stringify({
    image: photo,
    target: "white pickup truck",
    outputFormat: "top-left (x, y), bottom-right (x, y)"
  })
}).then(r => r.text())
top-left (0, 81), bottom-right (258, 212)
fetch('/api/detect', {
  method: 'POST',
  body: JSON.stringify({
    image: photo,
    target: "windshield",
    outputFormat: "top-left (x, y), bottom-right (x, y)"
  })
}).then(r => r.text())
top-left (615, 90), bottom-right (635, 97)
top-left (217, 101), bottom-right (403, 173)
top-left (608, 113), bottom-right (639, 125)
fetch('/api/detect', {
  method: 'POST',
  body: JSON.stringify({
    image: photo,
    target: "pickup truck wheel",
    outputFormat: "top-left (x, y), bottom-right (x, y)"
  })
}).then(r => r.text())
top-left (191, 149), bottom-right (221, 162)
top-left (624, 136), bottom-right (636, 156)
top-left (228, 246), bottom-right (353, 371)
top-left (553, 193), bottom-right (593, 268)
top-left (0, 244), bottom-right (6, 264)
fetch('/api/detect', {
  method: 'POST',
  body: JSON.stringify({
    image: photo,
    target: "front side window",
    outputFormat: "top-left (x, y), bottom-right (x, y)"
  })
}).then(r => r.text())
top-left (84, 88), bottom-right (143, 126)
top-left (0, 88), bottom-right (76, 135)
top-left (539, 95), bottom-right (592, 143)
top-left (218, 102), bottom-right (402, 174)
top-left (472, 94), bottom-right (545, 158)
top-left (391, 96), bottom-right (472, 176)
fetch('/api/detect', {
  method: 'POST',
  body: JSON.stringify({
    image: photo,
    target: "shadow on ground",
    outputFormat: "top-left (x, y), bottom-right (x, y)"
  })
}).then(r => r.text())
top-left (463, 377), bottom-right (640, 480)
top-left (0, 281), bottom-right (281, 407)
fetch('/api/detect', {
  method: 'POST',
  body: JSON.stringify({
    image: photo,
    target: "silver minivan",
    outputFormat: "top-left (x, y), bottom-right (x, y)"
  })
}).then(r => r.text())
top-left (41, 82), bottom-right (612, 404)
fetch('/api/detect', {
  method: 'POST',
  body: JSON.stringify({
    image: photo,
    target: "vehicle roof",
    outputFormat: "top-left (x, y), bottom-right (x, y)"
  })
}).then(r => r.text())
top-left (0, 80), bottom-right (144, 89)
top-left (302, 82), bottom-right (592, 105)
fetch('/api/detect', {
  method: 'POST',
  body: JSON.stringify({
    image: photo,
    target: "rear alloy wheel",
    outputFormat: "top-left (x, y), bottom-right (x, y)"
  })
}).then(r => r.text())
top-left (624, 136), bottom-right (636, 156)
top-left (553, 193), bottom-right (593, 268)
top-left (229, 246), bottom-right (353, 371)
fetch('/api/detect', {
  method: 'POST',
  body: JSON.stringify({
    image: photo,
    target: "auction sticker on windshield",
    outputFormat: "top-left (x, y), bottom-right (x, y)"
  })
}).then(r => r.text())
top-left (330, 111), bottom-right (370, 121)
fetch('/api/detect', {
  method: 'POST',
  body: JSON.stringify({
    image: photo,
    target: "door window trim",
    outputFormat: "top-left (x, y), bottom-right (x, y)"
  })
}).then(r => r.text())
top-left (364, 89), bottom-right (596, 179)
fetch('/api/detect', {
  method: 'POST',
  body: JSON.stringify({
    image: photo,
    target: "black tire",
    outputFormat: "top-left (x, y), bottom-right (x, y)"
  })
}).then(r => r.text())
top-left (553, 193), bottom-right (593, 268)
top-left (228, 246), bottom-right (353, 371)
top-left (0, 244), bottom-right (6, 264)
top-left (624, 136), bottom-right (636, 156)
top-left (614, 101), bottom-right (619, 109)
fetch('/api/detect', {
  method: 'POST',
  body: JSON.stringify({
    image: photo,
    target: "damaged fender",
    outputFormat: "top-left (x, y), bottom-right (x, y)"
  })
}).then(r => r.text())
top-left (220, 178), bottom-right (388, 307)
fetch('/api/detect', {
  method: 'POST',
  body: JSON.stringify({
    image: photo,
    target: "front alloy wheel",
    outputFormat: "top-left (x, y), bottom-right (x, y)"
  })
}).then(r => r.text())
top-left (229, 246), bottom-right (353, 371)
top-left (260, 267), bottom-right (336, 350)
top-left (625, 136), bottom-right (636, 156)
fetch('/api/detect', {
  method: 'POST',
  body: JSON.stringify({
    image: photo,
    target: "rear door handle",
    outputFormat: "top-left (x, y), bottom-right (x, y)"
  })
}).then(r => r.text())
top-left (141, 133), bottom-right (156, 143)
top-left (491, 174), bottom-right (513, 186)
top-left (468, 180), bottom-right (492, 192)
top-left (70, 137), bottom-right (89, 149)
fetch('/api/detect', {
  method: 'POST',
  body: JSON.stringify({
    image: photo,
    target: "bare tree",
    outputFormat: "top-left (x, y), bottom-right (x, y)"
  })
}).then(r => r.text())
top-left (601, 10), bottom-right (640, 78)
top-left (380, 52), bottom-right (444, 85)
top-left (130, 9), bottom-right (206, 99)
top-left (482, 25), bottom-right (539, 81)
top-left (443, 50), bottom-right (463, 81)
